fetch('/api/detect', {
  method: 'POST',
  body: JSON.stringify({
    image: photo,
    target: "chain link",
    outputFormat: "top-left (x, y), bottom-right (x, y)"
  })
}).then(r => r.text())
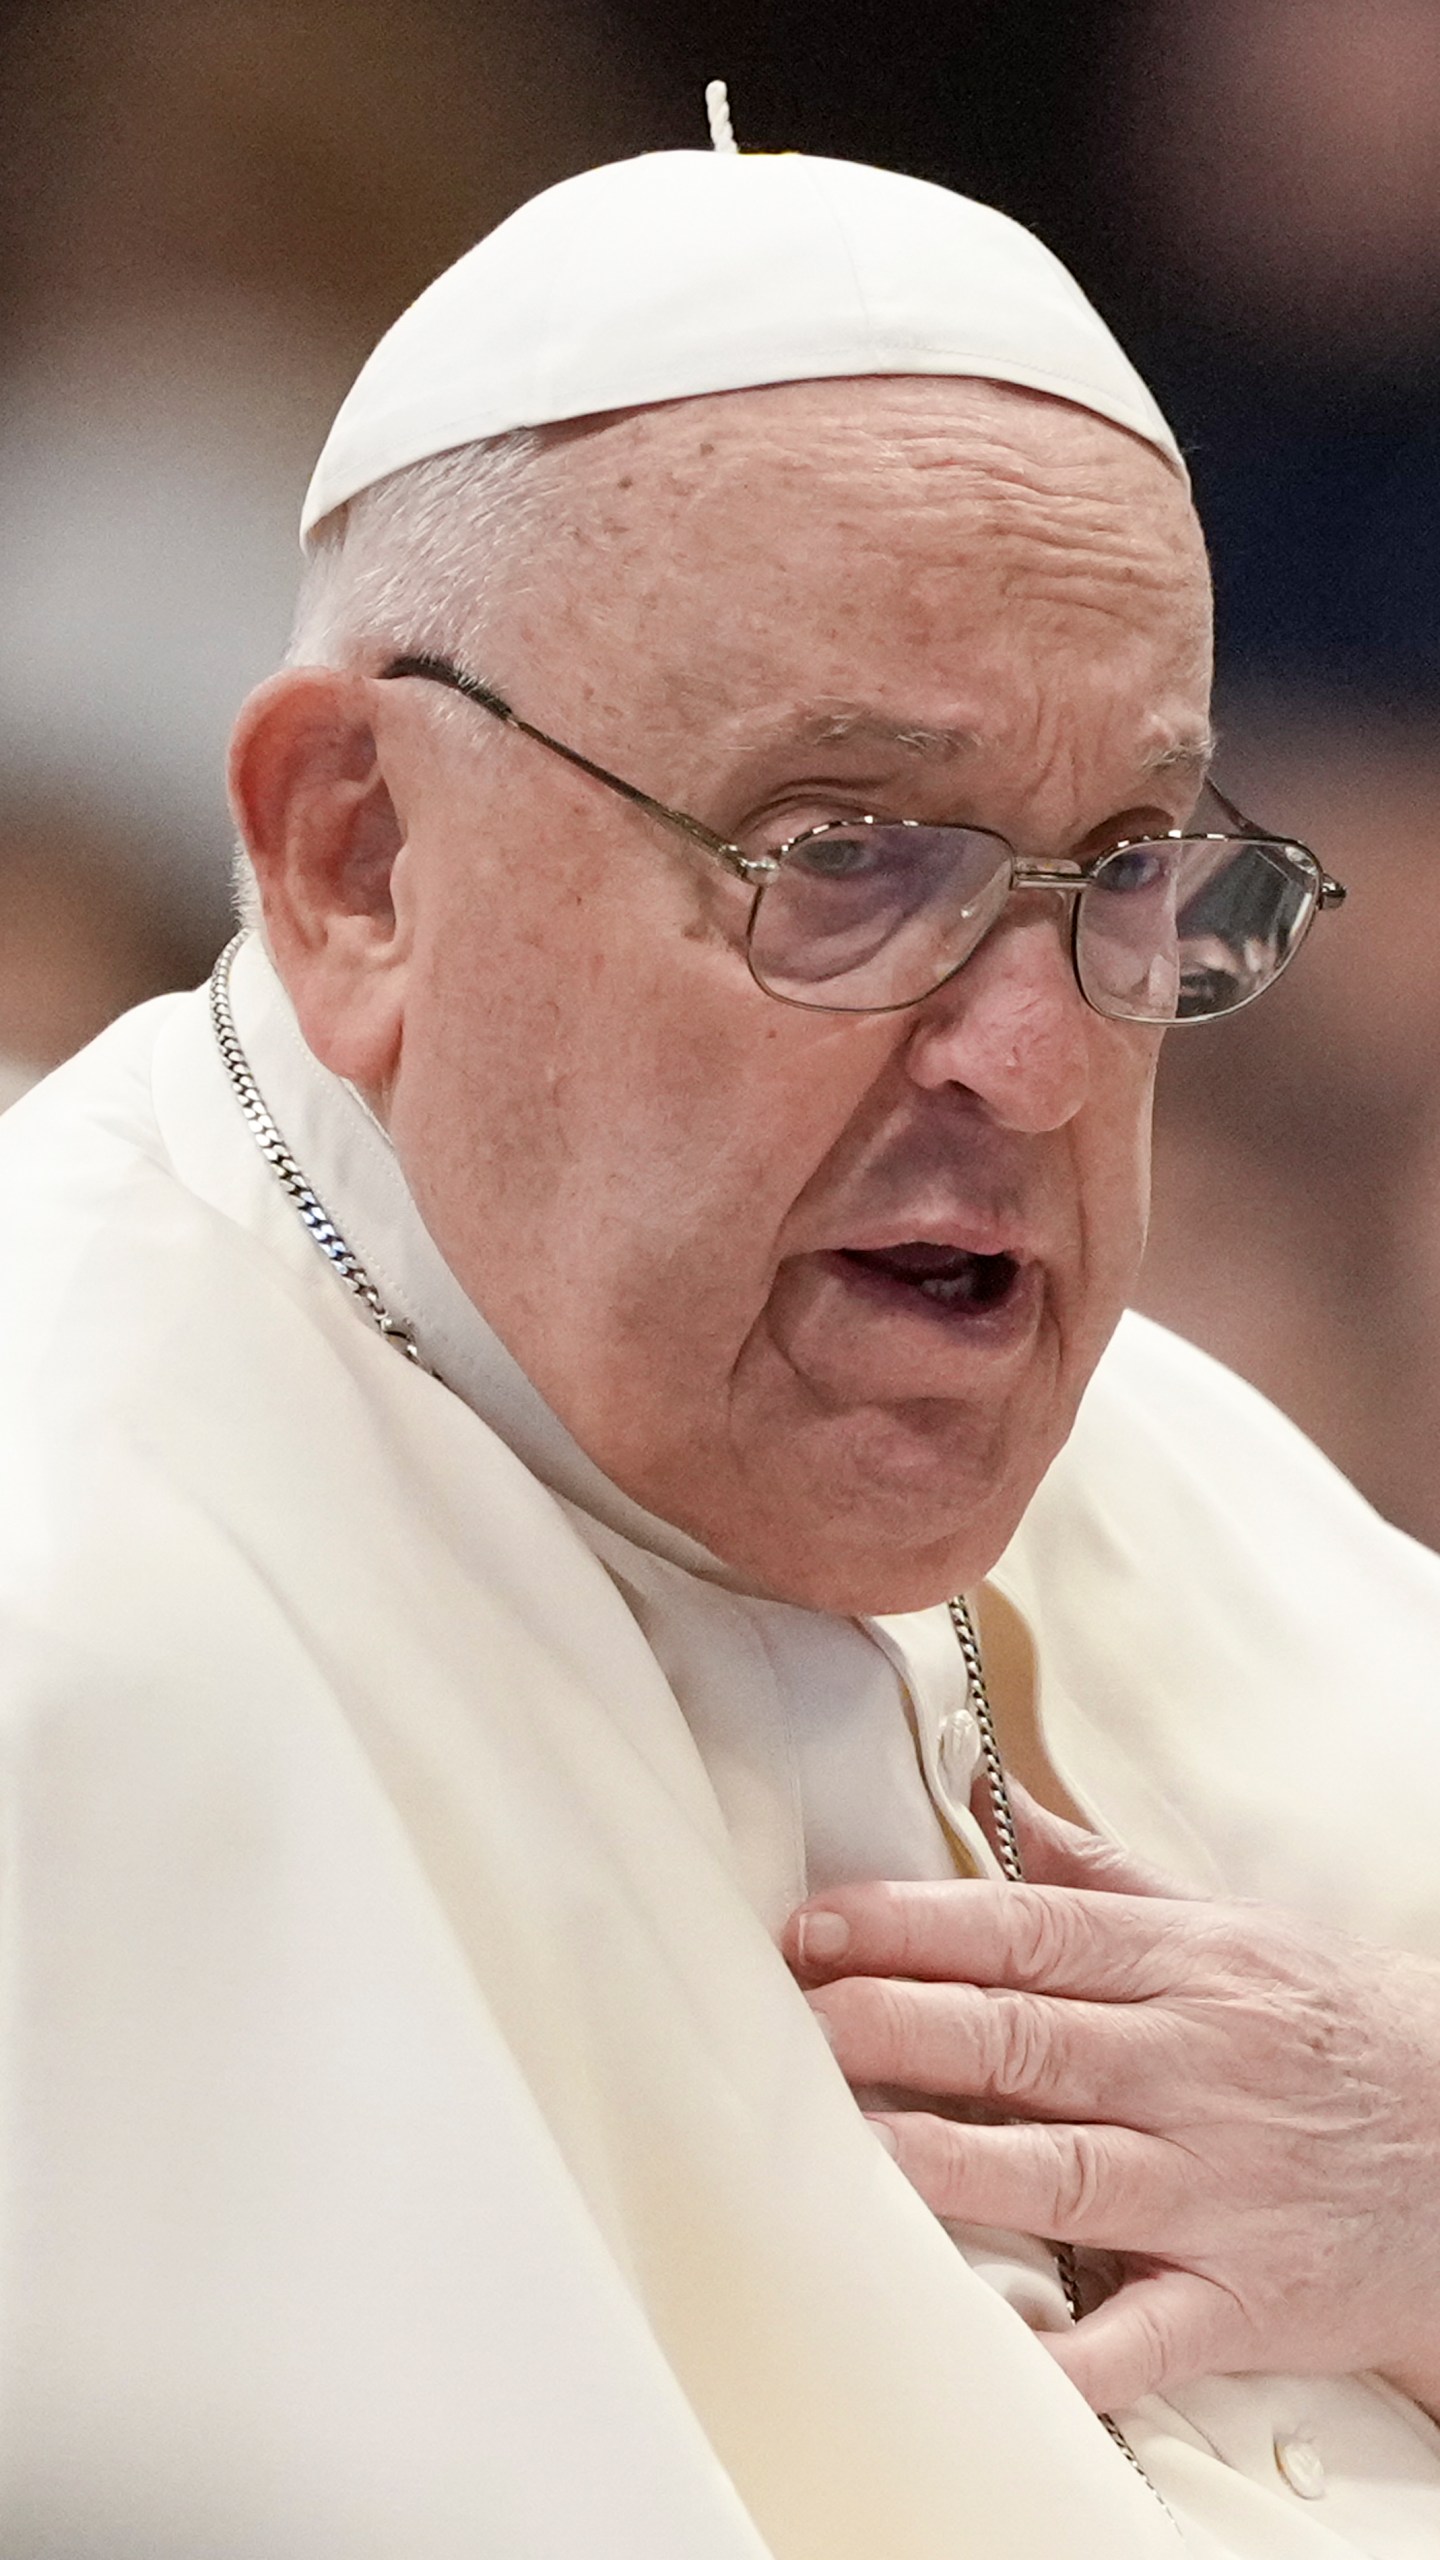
top-left (209, 933), bottom-right (426, 1367)
top-left (948, 1596), bottom-right (1173, 2516)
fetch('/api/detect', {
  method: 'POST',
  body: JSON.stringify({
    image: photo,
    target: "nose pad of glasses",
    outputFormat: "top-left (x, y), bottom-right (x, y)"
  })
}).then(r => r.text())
top-left (876, 846), bottom-right (1012, 992)
top-left (914, 855), bottom-right (1045, 1003)
top-left (946, 855), bottom-right (1017, 949)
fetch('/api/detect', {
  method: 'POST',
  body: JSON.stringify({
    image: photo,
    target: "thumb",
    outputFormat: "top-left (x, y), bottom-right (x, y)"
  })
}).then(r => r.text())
top-left (1040, 2267), bottom-right (1234, 2413)
top-left (1000, 1776), bottom-right (1182, 1899)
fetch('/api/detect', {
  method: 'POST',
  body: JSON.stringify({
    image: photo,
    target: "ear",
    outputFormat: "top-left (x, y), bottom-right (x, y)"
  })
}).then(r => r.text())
top-left (228, 668), bottom-right (410, 1088)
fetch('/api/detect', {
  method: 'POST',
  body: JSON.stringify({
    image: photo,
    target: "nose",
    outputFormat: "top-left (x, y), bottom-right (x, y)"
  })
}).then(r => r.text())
top-left (901, 903), bottom-right (1093, 1131)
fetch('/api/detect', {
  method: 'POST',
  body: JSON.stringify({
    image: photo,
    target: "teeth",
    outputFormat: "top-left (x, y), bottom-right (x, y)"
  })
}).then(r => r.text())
top-left (916, 1263), bottom-right (1015, 1308)
top-left (918, 1270), bottom-right (983, 1305)
top-left (843, 1245), bottom-right (1017, 1310)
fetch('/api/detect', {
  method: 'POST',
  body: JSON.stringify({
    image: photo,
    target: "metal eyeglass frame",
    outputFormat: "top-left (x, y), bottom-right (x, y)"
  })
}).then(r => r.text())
top-left (380, 650), bottom-right (1347, 1019)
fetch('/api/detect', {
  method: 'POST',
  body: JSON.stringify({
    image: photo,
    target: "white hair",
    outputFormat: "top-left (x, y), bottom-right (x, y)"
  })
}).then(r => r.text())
top-left (233, 426), bottom-right (556, 924)
top-left (285, 428), bottom-right (556, 671)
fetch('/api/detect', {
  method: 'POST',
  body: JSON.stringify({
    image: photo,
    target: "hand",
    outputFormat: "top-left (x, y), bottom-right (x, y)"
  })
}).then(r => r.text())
top-left (785, 1790), bottom-right (1440, 2418)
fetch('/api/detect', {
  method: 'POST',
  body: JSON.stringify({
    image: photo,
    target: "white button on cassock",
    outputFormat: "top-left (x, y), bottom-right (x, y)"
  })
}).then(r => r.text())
top-left (1273, 2430), bottom-right (1326, 2499)
top-left (935, 1707), bottom-right (981, 1816)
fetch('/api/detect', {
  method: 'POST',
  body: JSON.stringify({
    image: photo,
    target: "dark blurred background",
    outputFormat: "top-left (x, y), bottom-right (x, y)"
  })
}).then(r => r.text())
top-left (3, 0), bottom-right (1438, 1543)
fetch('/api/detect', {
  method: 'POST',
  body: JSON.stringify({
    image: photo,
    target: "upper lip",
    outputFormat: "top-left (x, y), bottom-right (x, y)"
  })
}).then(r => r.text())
top-left (826, 1219), bottom-right (1033, 1263)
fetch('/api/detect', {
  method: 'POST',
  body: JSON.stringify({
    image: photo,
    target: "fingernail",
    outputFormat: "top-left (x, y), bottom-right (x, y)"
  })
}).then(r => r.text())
top-left (865, 2115), bottom-right (899, 2157)
top-left (797, 1909), bottom-right (851, 1965)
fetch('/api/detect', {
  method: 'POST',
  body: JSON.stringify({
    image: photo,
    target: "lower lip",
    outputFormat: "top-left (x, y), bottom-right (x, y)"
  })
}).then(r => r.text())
top-left (816, 1250), bottom-right (1043, 1352)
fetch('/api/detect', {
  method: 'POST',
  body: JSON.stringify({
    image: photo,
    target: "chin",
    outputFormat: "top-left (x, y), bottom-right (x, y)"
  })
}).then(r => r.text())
top-left (748, 1514), bottom-right (1028, 1617)
top-left (711, 1406), bottom-right (1059, 1617)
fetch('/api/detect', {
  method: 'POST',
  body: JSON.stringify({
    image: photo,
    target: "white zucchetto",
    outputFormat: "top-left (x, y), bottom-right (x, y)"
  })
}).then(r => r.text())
top-left (302, 148), bottom-right (1183, 543)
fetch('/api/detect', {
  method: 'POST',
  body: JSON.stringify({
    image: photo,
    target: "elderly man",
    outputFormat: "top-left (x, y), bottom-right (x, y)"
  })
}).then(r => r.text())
top-left (5, 139), bottom-right (1440, 2559)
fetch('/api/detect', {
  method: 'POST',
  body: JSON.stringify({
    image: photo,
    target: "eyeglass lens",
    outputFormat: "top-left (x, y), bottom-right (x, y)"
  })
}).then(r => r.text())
top-left (747, 825), bottom-right (1320, 1022)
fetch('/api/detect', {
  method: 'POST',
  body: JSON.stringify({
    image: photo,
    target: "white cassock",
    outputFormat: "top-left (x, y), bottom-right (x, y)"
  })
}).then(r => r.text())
top-left (4, 936), bottom-right (1440, 2559)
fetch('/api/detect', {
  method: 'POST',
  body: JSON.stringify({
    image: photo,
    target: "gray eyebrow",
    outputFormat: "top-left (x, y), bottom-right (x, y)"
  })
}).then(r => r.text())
top-left (788, 707), bottom-right (984, 760)
top-left (1142, 730), bottom-right (1218, 781)
top-left (784, 708), bottom-right (1218, 781)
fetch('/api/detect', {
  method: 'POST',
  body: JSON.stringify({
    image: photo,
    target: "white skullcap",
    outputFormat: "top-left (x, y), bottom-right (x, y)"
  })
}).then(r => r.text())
top-left (301, 148), bottom-right (1183, 545)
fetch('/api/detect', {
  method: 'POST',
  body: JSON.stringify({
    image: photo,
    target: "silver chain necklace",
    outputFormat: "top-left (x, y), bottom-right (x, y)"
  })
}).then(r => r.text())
top-left (948, 1595), bottom-right (1084, 2325)
top-left (209, 935), bottom-right (426, 1366)
top-left (949, 1594), bottom-right (1166, 2504)
top-left (209, 929), bottom-right (1166, 2512)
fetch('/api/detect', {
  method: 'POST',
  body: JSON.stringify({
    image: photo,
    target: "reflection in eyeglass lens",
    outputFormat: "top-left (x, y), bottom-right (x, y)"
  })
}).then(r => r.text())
top-left (1079, 845), bottom-right (1183, 1019)
top-left (1080, 837), bottom-right (1315, 1021)
top-left (754, 824), bottom-right (1011, 1002)
top-left (751, 821), bottom-right (1318, 1022)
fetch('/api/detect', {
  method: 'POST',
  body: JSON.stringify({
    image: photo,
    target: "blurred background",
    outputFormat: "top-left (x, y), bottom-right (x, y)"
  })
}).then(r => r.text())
top-left (2, 0), bottom-right (1438, 1544)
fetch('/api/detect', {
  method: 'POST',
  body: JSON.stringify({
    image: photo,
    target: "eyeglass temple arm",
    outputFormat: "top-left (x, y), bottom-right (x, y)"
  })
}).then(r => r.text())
top-left (1204, 776), bottom-right (1346, 909)
top-left (381, 653), bottom-right (756, 877)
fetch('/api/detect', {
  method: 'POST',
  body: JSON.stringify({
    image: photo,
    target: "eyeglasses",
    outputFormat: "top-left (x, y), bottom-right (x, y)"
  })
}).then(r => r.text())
top-left (382, 651), bottom-right (1346, 1025)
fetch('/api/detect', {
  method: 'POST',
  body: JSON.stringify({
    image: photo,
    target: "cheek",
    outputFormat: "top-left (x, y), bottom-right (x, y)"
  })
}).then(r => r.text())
top-left (389, 822), bottom-right (882, 1365)
top-left (570, 1001), bottom-right (888, 1355)
top-left (1074, 1029), bottom-right (1162, 1293)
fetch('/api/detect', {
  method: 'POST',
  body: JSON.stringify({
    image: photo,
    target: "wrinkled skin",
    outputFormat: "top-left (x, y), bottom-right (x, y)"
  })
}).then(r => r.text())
top-left (789, 1792), bottom-right (1440, 2420)
top-left (235, 377), bottom-right (1211, 1611)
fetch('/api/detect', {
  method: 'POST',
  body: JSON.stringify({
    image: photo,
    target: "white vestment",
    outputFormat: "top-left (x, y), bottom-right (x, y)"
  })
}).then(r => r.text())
top-left (4, 939), bottom-right (1440, 2559)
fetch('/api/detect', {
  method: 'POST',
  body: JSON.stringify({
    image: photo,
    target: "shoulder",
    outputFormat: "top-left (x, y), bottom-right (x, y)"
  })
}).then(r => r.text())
top-left (995, 1315), bottom-right (1440, 1937)
top-left (1075, 1304), bottom-right (1347, 1468)
top-left (1030, 1307), bottom-right (1430, 1579)
top-left (0, 1000), bottom-right (658, 1776)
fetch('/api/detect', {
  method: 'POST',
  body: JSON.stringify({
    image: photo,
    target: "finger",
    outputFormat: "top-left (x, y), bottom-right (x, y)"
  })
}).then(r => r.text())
top-left (1039, 2267), bottom-right (1239, 2414)
top-left (786, 1875), bottom-right (1195, 2000)
top-left (871, 2113), bottom-right (1180, 2250)
top-left (1001, 1777), bottom-right (1184, 1901)
top-left (812, 1977), bottom-right (1184, 2123)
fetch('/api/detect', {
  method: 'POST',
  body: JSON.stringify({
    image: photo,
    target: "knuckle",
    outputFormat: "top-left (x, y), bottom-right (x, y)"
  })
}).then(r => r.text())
top-left (874, 1978), bottom-right (928, 2080)
top-left (979, 1990), bottom-right (1056, 2102)
top-left (1035, 2123), bottom-right (1109, 2232)
top-left (1203, 1900), bottom-right (1314, 1992)
top-left (1005, 1885), bottom-right (1089, 1985)
top-left (1121, 2296), bottom-right (1177, 2400)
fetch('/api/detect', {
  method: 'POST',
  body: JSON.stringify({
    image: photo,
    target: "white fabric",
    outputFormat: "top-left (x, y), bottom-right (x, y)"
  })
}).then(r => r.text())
top-left (301, 148), bottom-right (1184, 541)
top-left (219, 939), bottom-right (1440, 2554)
top-left (997, 1316), bottom-right (1440, 1951)
top-left (0, 973), bottom-right (1175, 2560)
top-left (4, 950), bottom-right (1440, 2554)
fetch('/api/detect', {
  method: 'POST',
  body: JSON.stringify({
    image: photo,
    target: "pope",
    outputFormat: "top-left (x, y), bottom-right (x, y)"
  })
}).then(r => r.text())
top-left (3, 122), bottom-right (1440, 2560)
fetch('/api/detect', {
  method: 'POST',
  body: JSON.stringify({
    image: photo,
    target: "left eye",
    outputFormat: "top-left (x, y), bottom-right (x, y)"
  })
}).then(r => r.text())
top-left (1096, 846), bottom-right (1170, 895)
top-left (785, 830), bottom-right (882, 882)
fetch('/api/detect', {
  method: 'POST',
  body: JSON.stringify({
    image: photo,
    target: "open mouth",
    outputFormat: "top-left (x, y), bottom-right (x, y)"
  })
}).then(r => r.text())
top-left (837, 1241), bottom-right (1021, 1313)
